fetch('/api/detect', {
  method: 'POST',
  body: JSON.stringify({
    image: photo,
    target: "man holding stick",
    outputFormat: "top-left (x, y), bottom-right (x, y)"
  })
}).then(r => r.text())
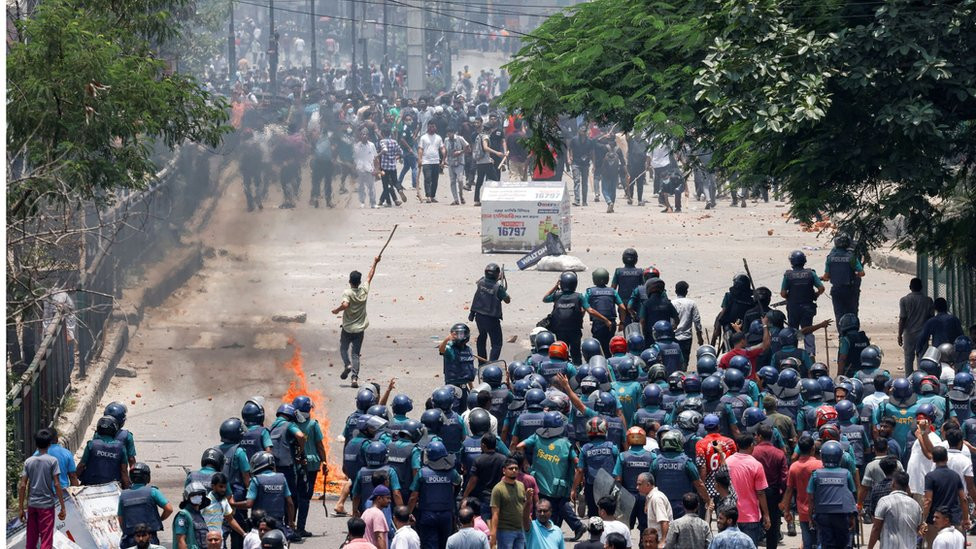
top-left (333, 255), bottom-right (381, 389)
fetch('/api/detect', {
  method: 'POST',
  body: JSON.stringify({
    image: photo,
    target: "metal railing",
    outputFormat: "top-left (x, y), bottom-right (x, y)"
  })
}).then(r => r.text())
top-left (917, 253), bottom-right (975, 330)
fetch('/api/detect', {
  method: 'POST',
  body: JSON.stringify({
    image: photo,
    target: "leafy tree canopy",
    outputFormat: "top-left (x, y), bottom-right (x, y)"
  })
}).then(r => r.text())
top-left (501, 0), bottom-right (976, 264)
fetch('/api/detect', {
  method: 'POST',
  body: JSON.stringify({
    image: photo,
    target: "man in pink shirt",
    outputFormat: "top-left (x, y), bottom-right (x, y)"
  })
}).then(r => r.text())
top-left (514, 452), bottom-right (539, 516)
top-left (781, 435), bottom-right (822, 549)
top-left (362, 486), bottom-right (392, 549)
top-left (724, 433), bottom-right (771, 545)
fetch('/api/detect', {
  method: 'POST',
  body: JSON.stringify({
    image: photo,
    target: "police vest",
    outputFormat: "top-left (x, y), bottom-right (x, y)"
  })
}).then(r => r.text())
top-left (839, 423), bottom-right (867, 466)
top-left (240, 427), bottom-right (267, 460)
top-left (342, 437), bottom-right (368, 479)
top-left (253, 473), bottom-right (288, 521)
top-left (680, 430), bottom-right (699, 459)
top-left (662, 393), bottom-right (680, 416)
top-left (186, 470), bottom-right (215, 489)
top-left (515, 411), bottom-right (545, 442)
top-left (844, 332), bottom-right (871, 373)
top-left (774, 395), bottom-right (803, 425)
top-left (80, 438), bottom-right (124, 485)
top-left (603, 414), bottom-right (625, 448)
top-left (471, 278), bottom-right (503, 319)
top-left (773, 347), bottom-right (807, 372)
top-left (219, 444), bottom-right (245, 491)
top-left (652, 453), bottom-right (694, 518)
top-left (657, 342), bottom-right (683, 375)
top-left (551, 293), bottom-right (584, 331)
top-left (614, 268), bottom-right (643, 311)
top-left (357, 466), bottom-right (394, 507)
top-left (633, 408), bottom-right (668, 433)
top-left (641, 295), bottom-right (673, 334)
top-left (445, 345), bottom-right (476, 386)
top-left (854, 369), bottom-right (879, 396)
top-left (812, 468), bottom-right (856, 514)
top-left (783, 268), bottom-right (817, 307)
top-left (387, 441), bottom-right (418, 491)
top-left (417, 466), bottom-right (456, 512)
top-left (344, 411), bottom-right (363, 439)
top-left (119, 486), bottom-right (163, 535)
top-left (116, 429), bottom-right (132, 450)
top-left (618, 450), bottom-right (651, 493)
top-left (950, 399), bottom-right (972, 422)
top-left (827, 249), bottom-right (855, 286)
top-left (269, 421), bottom-right (295, 468)
top-left (588, 287), bottom-right (617, 321)
top-left (441, 411), bottom-right (465, 453)
top-left (799, 404), bottom-right (819, 434)
top-left (539, 360), bottom-right (569, 382)
top-left (581, 440), bottom-right (616, 483)
top-left (461, 436), bottom-right (483, 472)
top-left (489, 388), bottom-right (511, 425)
top-left (178, 508), bottom-right (209, 548)
top-left (720, 291), bottom-right (755, 327)
top-left (720, 393), bottom-right (752, 425)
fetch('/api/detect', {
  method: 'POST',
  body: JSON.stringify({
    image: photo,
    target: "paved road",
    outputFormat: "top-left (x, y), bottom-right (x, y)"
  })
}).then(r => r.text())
top-left (80, 52), bottom-right (923, 547)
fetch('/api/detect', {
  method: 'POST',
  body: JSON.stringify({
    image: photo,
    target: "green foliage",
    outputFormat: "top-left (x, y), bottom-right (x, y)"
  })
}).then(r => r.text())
top-left (7, 405), bottom-right (23, 519)
top-left (502, 0), bottom-right (976, 264)
top-left (6, 0), bottom-right (231, 219)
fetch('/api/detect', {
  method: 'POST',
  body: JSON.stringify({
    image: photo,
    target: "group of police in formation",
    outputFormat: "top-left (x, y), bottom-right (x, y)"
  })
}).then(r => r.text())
top-left (78, 241), bottom-right (976, 549)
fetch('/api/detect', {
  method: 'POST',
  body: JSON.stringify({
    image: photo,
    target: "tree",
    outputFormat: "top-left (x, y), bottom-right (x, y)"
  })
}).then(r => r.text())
top-left (501, 0), bottom-right (976, 264)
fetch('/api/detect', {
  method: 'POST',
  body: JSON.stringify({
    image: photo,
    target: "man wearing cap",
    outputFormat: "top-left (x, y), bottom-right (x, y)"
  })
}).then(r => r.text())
top-left (363, 486), bottom-right (392, 549)
top-left (333, 255), bottom-right (382, 389)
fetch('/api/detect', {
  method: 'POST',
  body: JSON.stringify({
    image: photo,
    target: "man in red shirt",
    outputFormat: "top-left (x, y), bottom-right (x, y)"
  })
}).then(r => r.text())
top-left (725, 433), bottom-right (771, 545)
top-left (781, 435), bottom-right (822, 549)
top-left (751, 425), bottom-right (788, 549)
top-left (718, 321), bottom-right (771, 378)
top-left (695, 414), bottom-right (737, 508)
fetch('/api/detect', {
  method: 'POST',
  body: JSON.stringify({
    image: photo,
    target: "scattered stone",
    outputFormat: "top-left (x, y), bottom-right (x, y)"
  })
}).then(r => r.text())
top-left (507, 335), bottom-right (518, 343)
top-left (272, 311), bottom-right (307, 323)
top-left (146, 360), bottom-right (153, 365)
top-left (536, 255), bottom-right (587, 272)
top-left (115, 367), bottom-right (137, 378)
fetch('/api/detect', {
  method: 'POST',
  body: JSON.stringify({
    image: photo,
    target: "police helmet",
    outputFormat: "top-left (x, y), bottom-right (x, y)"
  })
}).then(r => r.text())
top-left (777, 368), bottom-right (800, 390)
top-left (249, 451), bottom-right (275, 474)
top-left (356, 388), bottom-right (378, 412)
top-left (728, 355), bottom-right (752, 377)
top-left (909, 371), bottom-right (926, 394)
top-left (466, 391), bottom-right (482, 411)
top-left (626, 426), bottom-right (647, 446)
top-left (579, 376), bottom-right (600, 396)
top-left (609, 336), bottom-right (628, 355)
top-left (432, 388), bottom-right (455, 411)
top-left (467, 409), bottom-right (492, 438)
top-left (678, 396), bottom-right (705, 416)
top-left (848, 378), bottom-right (865, 404)
top-left (364, 441), bottom-right (389, 467)
top-left (104, 402), bottom-right (128, 428)
top-left (742, 407), bottom-right (766, 430)
top-left (546, 393), bottom-right (571, 416)
top-left (425, 440), bottom-right (449, 463)
top-left (130, 462), bottom-right (151, 485)
top-left (525, 388), bottom-right (547, 411)
top-left (559, 271), bottom-right (578, 293)
top-left (950, 372), bottom-right (975, 400)
top-left (512, 379), bottom-right (531, 400)
top-left (525, 375), bottom-right (547, 393)
top-left (919, 355), bottom-right (941, 377)
top-left (391, 394), bottom-right (414, 415)
top-left (834, 399), bottom-right (856, 422)
top-left (642, 347), bottom-right (662, 367)
top-left (485, 263), bottom-right (501, 280)
top-left (96, 415), bottom-right (119, 437)
top-left (219, 417), bottom-right (244, 443)
top-left (275, 404), bottom-right (297, 422)
top-left (665, 372), bottom-right (684, 394)
top-left (622, 248), bottom-right (638, 267)
top-left (581, 338), bottom-right (603, 361)
top-left (789, 250), bottom-right (806, 267)
top-left (809, 362), bottom-right (829, 379)
top-left (594, 391), bottom-right (618, 414)
top-left (677, 410), bottom-right (703, 432)
top-left (201, 447), bottom-right (226, 470)
top-left (860, 345), bottom-right (883, 369)
top-left (732, 274), bottom-right (751, 291)
top-left (778, 327), bottom-right (798, 348)
top-left (820, 440), bottom-right (843, 467)
top-left (420, 409), bottom-right (443, 435)
top-left (513, 363), bottom-right (534, 381)
top-left (890, 377), bottom-right (915, 404)
top-left (183, 480), bottom-right (210, 506)
top-left (261, 529), bottom-right (287, 549)
top-left (642, 384), bottom-right (663, 406)
top-left (702, 375), bottom-right (724, 399)
top-left (652, 320), bottom-right (674, 341)
top-left (592, 268), bottom-right (610, 286)
top-left (586, 416), bottom-right (608, 438)
top-left (575, 364), bottom-right (592, 384)
top-left (838, 313), bottom-right (860, 334)
top-left (644, 267), bottom-right (661, 282)
top-left (956, 336), bottom-right (974, 357)
top-left (482, 365), bottom-right (504, 387)
top-left (682, 375), bottom-right (702, 395)
top-left (696, 345), bottom-right (718, 360)
top-left (758, 366), bottom-right (779, 387)
top-left (724, 368), bottom-right (745, 392)
top-left (660, 430), bottom-right (685, 453)
top-left (646, 363), bottom-right (666, 383)
top-left (919, 375), bottom-right (940, 395)
top-left (696, 355), bottom-right (718, 377)
top-left (451, 323), bottom-right (471, 345)
top-left (367, 405), bottom-right (390, 421)
top-left (627, 333), bottom-right (646, 354)
top-left (539, 411), bottom-right (566, 438)
top-left (800, 378), bottom-right (823, 402)
top-left (617, 356), bottom-right (639, 381)
top-left (362, 415), bottom-right (389, 438)
top-left (399, 419), bottom-right (425, 443)
top-left (917, 402), bottom-right (937, 421)
top-left (833, 233), bottom-right (851, 249)
top-left (815, 405), bottom-right (838, 428)
top-left (817, 376), bottom-right (836, 401)
top-left (534, 331), bottom-right (556, 354)
top-left (818, 423), bottom-right (841, 443)
top-left (242, 400), bottom-right (266, 425)
top-left (547, 341), bottom-right (569, 362)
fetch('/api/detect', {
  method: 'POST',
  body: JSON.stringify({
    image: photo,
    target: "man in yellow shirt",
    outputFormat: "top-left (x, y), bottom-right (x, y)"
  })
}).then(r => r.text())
top-left (333, 255), bottom-right (381, 388)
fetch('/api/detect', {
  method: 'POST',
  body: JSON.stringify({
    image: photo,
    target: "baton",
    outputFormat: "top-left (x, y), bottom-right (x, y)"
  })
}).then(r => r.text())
top-left (742, 258), bottom-right (765, 315)
top-left (500, 263), bottom-right (508, 291)
top-left (378, 224), bottom-right (398, 258)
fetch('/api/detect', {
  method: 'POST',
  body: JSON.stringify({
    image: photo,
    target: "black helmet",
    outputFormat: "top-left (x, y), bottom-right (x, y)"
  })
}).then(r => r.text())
top-left (356, 388), bottom-right (378, 412)
top-left (485, 263), bottom-right (501, 280)
top-left (129, 462), bottom-right (151, 484)
top-left (468, 409), bottom-right (492, 436)
top-left (420, 409), bottom-right (444, 435)
top-left (450, 323), bottom-right (471, 345)
top-left (581, 338), bottom-right (603, 361)
top-left (838, 313), bottom-right (860, 334)
top-left (732, 274), bottom-right (751, 291)
top-left (559, 271), bottom-right (578, 292)
top-left (219, 417), bottom-right (245, 443)
top-left (249, 451), bottom-right (276, 474)
top-left (261, 528), bottom-right (287, 549)
top-left (398, 419), bottom-right (425, 443)
top-left (534, 331), bottom-right (556, 354)
top-left (778, 327), bottom-right (798, 348)
top-left (104, 402), bottom-right (128, 428)
top-left (367, 404), bottom-right (390, 421)
top-left (96, 416), bottom-right (119, 437)
top-left (201, 447), bottom-right (226, 470)
top-left (834, 232), bottom-right (851, 249)
top-left (789, 250), bottom-right (807, 267)
top-left (622, 248), bottom-right (638, 267)
top-left (592, 268), bottom-right (610, 286)
top-left (241, 399), bottom-right (265, 425)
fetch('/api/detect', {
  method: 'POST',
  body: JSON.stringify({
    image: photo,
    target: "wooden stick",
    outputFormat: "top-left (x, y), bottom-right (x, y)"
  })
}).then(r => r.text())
top-left (378, 224), bottom-right (399, 258)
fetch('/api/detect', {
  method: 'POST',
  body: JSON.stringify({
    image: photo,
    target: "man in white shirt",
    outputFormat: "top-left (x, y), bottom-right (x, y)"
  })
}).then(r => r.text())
top-left (390, 506), bottom-right (420, 549)
top-left (671, 281), bottom-right (703, 368)
top-left (637, 472), bottom-right (672, 543)
top-left (353, 128), bottom-right (379, 208)
top-left (931, 507), bottom-right (965, 549)
top-left (595, 496), bottom-right (631, 547)
top-left (907, 413), bottom-right (941, 498)
top-left (939, 429), bottom-right (976, 498)
top-left (417, 122), bottom-right (445, 203)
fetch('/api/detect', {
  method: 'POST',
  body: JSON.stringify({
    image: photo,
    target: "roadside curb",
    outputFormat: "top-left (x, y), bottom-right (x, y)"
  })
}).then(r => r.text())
top-left (872, 250), bottom-right (916, 277)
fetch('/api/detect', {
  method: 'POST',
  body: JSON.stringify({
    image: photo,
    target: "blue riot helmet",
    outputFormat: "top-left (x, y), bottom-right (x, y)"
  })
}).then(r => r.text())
top-left (450, 323), bottom-right (471, 345)
top-left (241, 400), bottom-right (265, 426)
top-left (956, 336), bottom-right (974, 358)
top-left (800, 378), bottom-right (822, 402)
top-left (432, 388), bottom-right (455, 411)
top-left (809, 362), bottom-right (829, 380)
top-left (362, 415), bottom-right (388, 438)
top-left (668, 371), bottom-right (686, 393)
top-left (742, 407), bottom-right (766, 431)
top-left (249, 451), bottom-right (276, 475)
top-left (860, 345), bottom-right (883, 369)
top-left (482, 365), bottom-right (504, 387)
top-left (627, 333), bottom-right (646, 354)
top-left (696, 345), bottom-right (718, 360)
top-left (468, 409), bottom-right (493, 437)
top-left (724, 368), bottom-right (745, 392)
top-left (848, 378), bottom-right (865, 404)
top-left (890, 377), bottom-right (915, 406)
top-left (104, 402), bottom-right (128, 428)
top-left (534, 331), bottom-right (556, 354)
top-left (399, 420), bottom-right (425, 443)
top-left (594, 391), bottom-right (618, 414)
top-left (512, 379), bottom-right (531, 400)
top-left (579, 376), bottom-right (600, 396)
top-left (367, 405), bottom-right (390, 421)
top-left (641, 348), bottom-right (661, 367)
top-left (909, 371), bottom-right (926, 393)
top-left (916, 403), bottom-right (937, 422)
top-left (820, 440), bottom-right (843, 467)
top-left (559, 272), bottom-right (578, 292)
top-left (776, 368), bottom-right (800, 390)
top-left (950, 372), bottom-right (975, 400)
top-left (702, 375), bottom-right (724, 399)
top-left (834, 399), bottom-right (856, 422)
top-left (728, 355), bottom-right (752, 377)
top-left (617, 356), bottom-right (639, 381)
top-left (526, 374), bottom-right (549, 390)
top-left (419, 409), bottom-right (443, 435)
top-left (789, 250), bottom-right (807, 267)
top-left (643, 384), bottom-right (663, 406)
top-left (513, 363), bottom-right (534, 381)
top-left (758, 366), bottom-right (779, 388)
top-left (838, 313), bottom-right (860, 335)
top-left (525, 389), bottom-right (547, 411)
top-left (356, 389), bottom-right (378, 412)
top-left (391, 394), bottom-right (414, 416)
top-left (778, 327), bottom-right (798, 348)
top-left (590, 366), bottom-right (612, 391)
top-left (834, 233), bottom-right (852, 249)
top-left (746, 320), bottom-right (764, 345)
top-left (683, 374), bottom-right (702, 394)
top-left (424, 440), bottom-right (449, 463)
top-left (466, 391), bottom-right (480, 411)
top-left (219, 417), bottom-right (245, 443)
top-left (652, 320), bottom-right (674, 341)
top-left (697, 355), bottom-right (718, 377)
top-left (581, 338), bottom-right (603, 361)
top-left (575, 364), bottom-right (592, 385)
top-left (817, 376), bottom-right (836, 401)
top-left (919, 350), bottom-right (942, 376)
top-left (364, 441), bottom-right (389, 467)
top-left (539, 411), bottom-right (566, 438)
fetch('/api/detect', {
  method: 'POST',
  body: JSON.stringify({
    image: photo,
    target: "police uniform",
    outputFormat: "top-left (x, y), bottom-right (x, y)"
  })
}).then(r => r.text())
top-left (650, 451), bottom-right (700, 519)
top-left (522, 433), bottom-right (584, 532)
top-left (295, 418), bottom-right (324, 532)
top-left (247, 470), bottom-right (291, 523)
top-left (544, 289), bottom-right (588, 365)
top-left (808, 465), bottom-right (856, 547)
top-left (118, 483), bottom-right (167, 547)
top-left (172, 506), bottom-right (209, 549)
top-left (614, 447), bottom-right (652, 531)
top-left (470, 276), bottom-right (509, 362)
top-left (652, 339), bottom-right (684, 376)
top-left (639, 294), bottom-right (678, 344)
top-left (442, 345), bottom-right (476, 412)
top-left (586, 285), bottom-right (624, 356)
top-left (410, 465), bottom-right (462, 549)
top-left (613, 267), bottom-right (643, 326)
top-left (824, 246), bottom-right (863, 323)
top-left (79, 434), bottom-right (127, 485)
top-left (269, 417), bottom-right (302, 500)
top-left (781, 267), bottom-right (824, 356)
top-left (440, 410), bottom-right (466, 455)
top-left (387, 438), bottom-right (422, 501)
top-left (839, 330), bottom-right (871, 377)
top-left (352, 465), bottom-right (401, 511)
top-left (577, 438), bottom-right (619, 516)
top-left (240, 424), bottom-right (272, 461)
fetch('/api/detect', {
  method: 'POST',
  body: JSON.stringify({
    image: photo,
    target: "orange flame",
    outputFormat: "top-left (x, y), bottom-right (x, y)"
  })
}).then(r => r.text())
top-left (281, 337), bottom-right (346, 495)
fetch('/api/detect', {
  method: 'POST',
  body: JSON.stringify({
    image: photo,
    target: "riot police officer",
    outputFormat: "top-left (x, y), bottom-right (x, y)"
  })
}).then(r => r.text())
top-left (439, 324), bottom-right (477, 410)
top-left (104, 401), bottom-right (137, 466)
top-left (509, 388), bottom-right (546, 450)
top-left (650, 430), bottom-right (709, 519)
top-left (387, 421), bottom-right (423, 504)
top-left (408, 440), bottom-right (463, 549)
top-left (77, 416), bottom-right (129, 487)
top-left (241, 399), bottom-right (273, 460)
top-left (268, 405), bottom-right (306, 513)
top-left (469, 263), bottom-right (511, 363)
top-left (586, 268), bottom-right (628, 356)
top-left (808, 441), bottom-right (857, 548)
top-left (173, 481), bottom-right (211, 548)
top-left (638, 279), bottom-right (679, 345)
top-left (432, 387), bottom-right (466, 455)
top-left (481, 365), bottom-right (513, 428)
top-left (713, 274), bottom-right (757, 347)
top-left (184, 447), bottom-right (224, 488)
top-left (351, 441), bottom-right (403, 513)
top-left (821, 233), bottom-right (865, 324)
top-left (780, 250), bottom-right (825, 357)
top-left (837, 314), bottom-right (871, 377)
top-left (118, 462), bottom-right (173, 548)
top-left (574, 417), bottom-right (619, 517)
top-left (544, 271), bottom-right (613, 365)
top-left (218, 417), bottom-right (252, 548)
top-left (612, 248), bottom-right (643, 326)
top-left (245, 451), bottom-right (298, 541)
top-left (292, 395), bottom-right (327, 538)
top-left (614, 427), bottom-right (653, 531)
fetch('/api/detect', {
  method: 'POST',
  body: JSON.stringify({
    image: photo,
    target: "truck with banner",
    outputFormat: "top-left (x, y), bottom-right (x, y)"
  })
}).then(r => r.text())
top-left (480, 180), bottom-right (571, 253)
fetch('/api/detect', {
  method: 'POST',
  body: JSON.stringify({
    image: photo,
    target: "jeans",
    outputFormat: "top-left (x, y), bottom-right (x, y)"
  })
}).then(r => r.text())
top-left (571, 164), bottom-right (590, 204)
top-left (800, 521), bottom-right (815, 549)
top-left (379, 169), bottom-right (399, 206)
top-left (475, 313), bottom-right (503, 362)
top-left (696, 169), bottom-right (717, 205)
top-left (26, 506), bottom-right (56, 549)
top-left (738, 521), bottom-right (765, 546)
top-left (311, 160), bottom-right (333, 204)
top-left (495, 530), bottom-right (526, 549)
top-left (448, 164), bottom-right (466, 203)
top-left (422, 164), bottom-right (440, 199)
top-left (540, 495), bottom-right (583, 532)
top-left (357, 170), bottom-right (377, 207)
top-left (398, 153), bottom-right (419, 188)
top-left (296, 469), bottom-right (317, 530)
top-left (340, 329), bottom-right (365, 377)
top-left (601, 175), bottom-right (617, 204)
top-left (474, 163), bottom-right (493, 202)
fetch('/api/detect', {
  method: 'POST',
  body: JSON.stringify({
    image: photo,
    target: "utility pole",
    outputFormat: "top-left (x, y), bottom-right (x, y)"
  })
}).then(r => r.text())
top-left (382, 0), bottom-right (388, 86)
top-left (228, 1), bottom-right (236, 81)
top-left (350, 0), bottom-right (357, 93)
top-left (406, 3), bottom-right (424, 97)
top-left (269, 0), bottom-right (279, 95)
top-left (309, 0), bottom-right (317, 86)
top-left (361, 2), bottom-right (368, 77)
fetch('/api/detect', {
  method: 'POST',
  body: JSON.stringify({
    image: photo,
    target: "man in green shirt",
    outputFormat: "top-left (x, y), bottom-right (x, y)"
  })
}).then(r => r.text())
top-left (491, 458), bottom-right (533, 549)
top-left (333, 255), bottom-right (381, 388)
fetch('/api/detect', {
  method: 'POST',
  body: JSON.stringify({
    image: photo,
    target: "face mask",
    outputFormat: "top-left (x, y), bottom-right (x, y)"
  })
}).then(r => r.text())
top-left (189, 495), bottom-right (204, 505)
top-left (295, 411), bottom-right (308, 423)
top-left (346, 128), bottom-right (353, 134)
